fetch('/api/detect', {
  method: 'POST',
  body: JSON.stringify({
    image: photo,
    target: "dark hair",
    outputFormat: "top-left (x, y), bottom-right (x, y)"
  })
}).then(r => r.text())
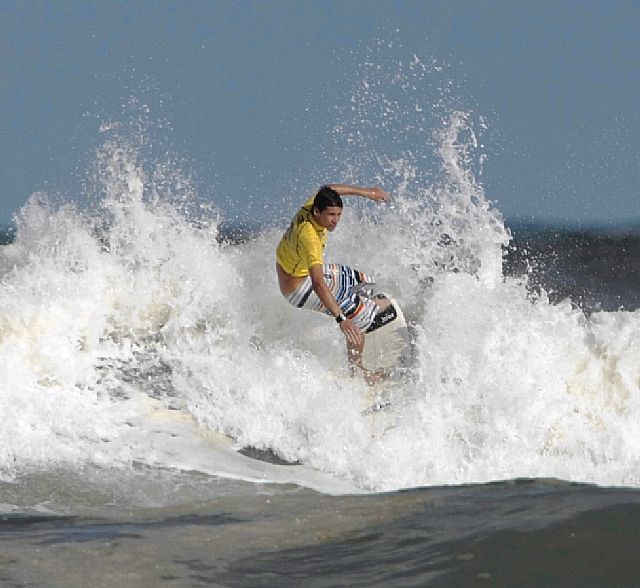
top-left (313, 185), bottom-right (343, 213)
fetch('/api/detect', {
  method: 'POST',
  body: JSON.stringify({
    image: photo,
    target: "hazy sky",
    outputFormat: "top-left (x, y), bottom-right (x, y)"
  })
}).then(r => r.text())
top-left (1, 1), bottom-right (639, 228)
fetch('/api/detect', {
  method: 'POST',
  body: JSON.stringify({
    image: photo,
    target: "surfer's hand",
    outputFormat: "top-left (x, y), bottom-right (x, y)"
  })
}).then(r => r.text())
top-left (339, 319), bottom-right (364, 346)
top-left (367, 187), bottom-right (390, 202)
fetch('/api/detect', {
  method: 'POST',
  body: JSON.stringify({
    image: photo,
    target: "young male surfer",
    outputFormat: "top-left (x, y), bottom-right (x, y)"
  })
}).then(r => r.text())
top-left (276, 184), bottom-right (390, 384)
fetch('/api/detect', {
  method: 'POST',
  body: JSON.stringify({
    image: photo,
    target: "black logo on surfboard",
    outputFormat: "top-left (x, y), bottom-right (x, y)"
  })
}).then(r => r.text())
top-left (366, 304), bottom-right (398, 334)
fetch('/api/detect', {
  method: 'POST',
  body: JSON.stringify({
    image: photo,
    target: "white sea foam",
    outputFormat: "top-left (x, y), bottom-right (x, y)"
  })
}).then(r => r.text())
top-left (2, 70), bottom-right (640, 494)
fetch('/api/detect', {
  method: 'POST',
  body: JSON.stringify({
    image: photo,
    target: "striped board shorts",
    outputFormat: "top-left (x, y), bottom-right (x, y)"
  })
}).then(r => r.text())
top-left (286, 263), bottom-right (379, 332)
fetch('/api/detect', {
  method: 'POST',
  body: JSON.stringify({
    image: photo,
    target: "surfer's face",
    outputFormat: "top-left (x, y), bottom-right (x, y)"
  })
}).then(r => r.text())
top-left (314, 206), bottom-right (343, 231)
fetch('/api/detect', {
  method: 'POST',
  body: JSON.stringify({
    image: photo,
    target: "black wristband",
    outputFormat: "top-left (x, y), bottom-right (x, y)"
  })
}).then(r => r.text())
top-left (335, 313), bottom-right (347, 324)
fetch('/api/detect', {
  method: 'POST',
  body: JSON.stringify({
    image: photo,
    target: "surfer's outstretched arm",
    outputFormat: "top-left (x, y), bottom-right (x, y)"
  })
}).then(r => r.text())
top-left (327, 184), bottom-right (390, 203)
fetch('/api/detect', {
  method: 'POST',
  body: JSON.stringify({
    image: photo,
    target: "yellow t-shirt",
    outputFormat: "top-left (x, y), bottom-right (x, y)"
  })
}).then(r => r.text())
top-left (276, 197), bottom-right (327, 277)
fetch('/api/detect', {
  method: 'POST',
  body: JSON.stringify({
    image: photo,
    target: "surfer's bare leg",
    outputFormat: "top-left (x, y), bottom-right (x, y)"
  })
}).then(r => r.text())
top-left (346, 334), bottom-right (386, 386)
top-left (346, 336), bottom-right (364, 370)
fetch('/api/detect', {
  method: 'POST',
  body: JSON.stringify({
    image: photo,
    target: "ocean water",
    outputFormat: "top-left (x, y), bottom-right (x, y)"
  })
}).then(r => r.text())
top-left (3, 74), bottom-right (640, 586)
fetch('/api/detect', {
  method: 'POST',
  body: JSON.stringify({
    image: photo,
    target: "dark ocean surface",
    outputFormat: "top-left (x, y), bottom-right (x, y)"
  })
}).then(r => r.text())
top-left (505, 224), bottom-right (640, 313)
top-left (3, 478), bottom-right (640, 587)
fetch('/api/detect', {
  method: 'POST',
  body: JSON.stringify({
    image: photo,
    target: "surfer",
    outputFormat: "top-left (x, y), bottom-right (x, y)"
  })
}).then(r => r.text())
top-left (276, 184), bottom-right (390, 384)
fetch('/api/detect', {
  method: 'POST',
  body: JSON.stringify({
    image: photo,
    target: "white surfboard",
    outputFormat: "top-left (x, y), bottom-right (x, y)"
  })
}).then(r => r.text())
top-left (359, 296), bottom-right (412, 434)
top-left (362, 295), bottom-right (411, 372)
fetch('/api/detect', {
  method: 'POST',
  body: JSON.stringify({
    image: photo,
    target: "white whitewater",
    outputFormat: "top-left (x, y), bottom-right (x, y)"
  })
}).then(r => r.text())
top-left (2, 77), bottom-right (640, 495)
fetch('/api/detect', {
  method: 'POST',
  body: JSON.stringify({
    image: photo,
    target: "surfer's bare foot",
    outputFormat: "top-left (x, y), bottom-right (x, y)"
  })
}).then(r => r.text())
top-left (363, 369), bottom-right (387, 386)
top-left (348, 364), bottom-right (386, 385)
